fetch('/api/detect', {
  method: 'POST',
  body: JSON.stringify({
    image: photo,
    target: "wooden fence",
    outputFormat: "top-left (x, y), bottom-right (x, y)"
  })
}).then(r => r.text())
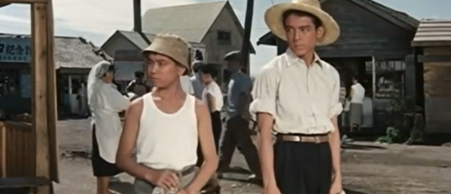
top-left (0, 121), bottom-right (35, 178)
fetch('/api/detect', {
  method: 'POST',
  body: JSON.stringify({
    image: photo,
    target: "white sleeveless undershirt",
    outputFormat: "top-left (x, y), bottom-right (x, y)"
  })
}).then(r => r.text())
top-left (136, 93), bottom-right (198, 171)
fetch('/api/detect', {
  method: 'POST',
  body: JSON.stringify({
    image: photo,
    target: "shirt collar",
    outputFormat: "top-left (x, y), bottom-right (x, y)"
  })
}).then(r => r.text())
top-left (285, 48), bottom-right (322, 68)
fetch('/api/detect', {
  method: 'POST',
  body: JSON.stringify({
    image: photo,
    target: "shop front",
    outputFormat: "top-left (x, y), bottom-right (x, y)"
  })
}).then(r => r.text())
top-left (0, 36), bottom-right (32, 115)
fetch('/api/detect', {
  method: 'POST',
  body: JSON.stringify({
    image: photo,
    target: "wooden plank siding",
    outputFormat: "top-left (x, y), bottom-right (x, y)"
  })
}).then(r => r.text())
top-left (318, 0), bottom-right (415, 58)
top-left (3, 122), bottom-right (35, 178)
top-left (423, 46), bottom-right (451, 133)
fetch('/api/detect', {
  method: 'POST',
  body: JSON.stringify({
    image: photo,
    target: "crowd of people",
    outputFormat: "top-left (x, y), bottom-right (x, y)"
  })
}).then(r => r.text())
top-left (86, 0), bottom-right (364, 194)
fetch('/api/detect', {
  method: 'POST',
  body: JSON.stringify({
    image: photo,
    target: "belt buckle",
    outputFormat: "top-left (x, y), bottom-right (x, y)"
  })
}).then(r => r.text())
top-left (314, 136), bottom-right (321, 143)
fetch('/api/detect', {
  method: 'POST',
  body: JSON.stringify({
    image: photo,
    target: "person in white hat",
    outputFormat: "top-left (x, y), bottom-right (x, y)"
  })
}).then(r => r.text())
top-left (116, 33), bottom-right (218, 194)
top-left (250, 0), bottom-right (344, 194)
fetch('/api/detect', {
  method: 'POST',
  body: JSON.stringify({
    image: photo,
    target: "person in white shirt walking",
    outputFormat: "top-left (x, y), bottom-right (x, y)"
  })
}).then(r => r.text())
top-left (349, 76), bottom-right (365, 132)
top-left (251, 0), bottom-right (344, 194)
top-left (198, 64), bottom-right (223, 161)
top-left (196, 64), bottom-right (223, 193)
top-left (87, 61), bottom-right (130, 194)
top-left (116, 33), bottom-right (218, 194)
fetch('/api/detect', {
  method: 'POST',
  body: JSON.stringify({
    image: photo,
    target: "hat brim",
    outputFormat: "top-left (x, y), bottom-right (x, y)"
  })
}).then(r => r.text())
top-left (264, 3), bottom-right (340, 46)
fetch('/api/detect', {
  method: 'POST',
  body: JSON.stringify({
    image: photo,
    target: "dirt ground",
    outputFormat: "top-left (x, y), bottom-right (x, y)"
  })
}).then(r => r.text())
top-left (55, 119), bottom-right (451, 194)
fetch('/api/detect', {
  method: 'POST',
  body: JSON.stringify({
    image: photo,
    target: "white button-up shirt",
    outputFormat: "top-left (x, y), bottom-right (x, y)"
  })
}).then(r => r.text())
top-left (250, 49), bottom-right (342, 134)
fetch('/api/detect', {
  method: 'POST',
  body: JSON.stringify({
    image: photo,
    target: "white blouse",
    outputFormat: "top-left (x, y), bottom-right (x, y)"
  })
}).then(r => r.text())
top-left (249, 49), bottom-right (342, 134)
top-left (90, 83), bottom-right (130, 163)
top-left (350, 83), bottom-right (365, 104)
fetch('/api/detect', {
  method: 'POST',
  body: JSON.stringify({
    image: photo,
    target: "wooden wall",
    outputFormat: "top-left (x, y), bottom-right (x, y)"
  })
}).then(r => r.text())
top-left (318, 0), bottom-right (414, 58)
top-left (0, 121), bottom-right (35, 178)
top-left (423, 46), bottom-right (451, 133)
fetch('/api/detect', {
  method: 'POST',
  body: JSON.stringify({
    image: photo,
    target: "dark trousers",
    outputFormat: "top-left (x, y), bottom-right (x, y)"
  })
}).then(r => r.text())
top-left (218, 116), bottom-right (260, 175)
top-left (274, 140), bottom-right (332, 194)
top-left (197, 111), bottom-right (222, 166)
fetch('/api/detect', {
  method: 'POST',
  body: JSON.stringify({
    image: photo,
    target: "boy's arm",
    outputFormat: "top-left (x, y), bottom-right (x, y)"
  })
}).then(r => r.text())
top-left (185, 100), bottom-right (218, 193)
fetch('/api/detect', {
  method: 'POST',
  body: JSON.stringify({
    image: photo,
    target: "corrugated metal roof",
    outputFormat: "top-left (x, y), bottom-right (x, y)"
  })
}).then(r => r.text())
top-left (412, 19), bottom-right (451, 47)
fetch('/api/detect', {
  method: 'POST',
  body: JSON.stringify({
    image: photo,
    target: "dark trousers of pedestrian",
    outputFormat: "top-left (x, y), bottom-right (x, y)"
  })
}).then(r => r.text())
top-left (274, 134), bottom-right (332, 194)
top-left (338, 113), bottom-right (345, 136)
top-left (197, 111), bottom-right (222, 166)
top-left (217, 116), bottom-right (260, 175)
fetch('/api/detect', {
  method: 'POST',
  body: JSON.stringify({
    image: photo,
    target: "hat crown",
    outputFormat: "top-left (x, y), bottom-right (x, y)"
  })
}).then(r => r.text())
top-left (291, 0), bottom-right (321, 8)
top-left (152, 34), bottom-right (190, 60)
top-left (142, 33), bottom-right (191, 73)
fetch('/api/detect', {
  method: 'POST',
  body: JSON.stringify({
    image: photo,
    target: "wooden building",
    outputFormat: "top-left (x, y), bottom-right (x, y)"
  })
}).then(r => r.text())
top-left (141, 1), bottom-right (256, 71)
top-left (1, 0), bottom-right (58, 193)
top-left (256, 0), bottom-right (419, 132)
top-left (412, 19), bottom-right (451, 134)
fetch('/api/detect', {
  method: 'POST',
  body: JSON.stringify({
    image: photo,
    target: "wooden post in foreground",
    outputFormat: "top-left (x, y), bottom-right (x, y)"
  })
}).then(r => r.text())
top-left (240, 0), bottom-right (254, 74)
top-left (31, 2), bottom-right (50, 194)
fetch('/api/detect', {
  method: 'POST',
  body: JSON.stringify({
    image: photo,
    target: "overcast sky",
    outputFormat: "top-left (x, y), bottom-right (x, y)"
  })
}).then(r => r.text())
top-left (1, 0), bottom-right (450, 75)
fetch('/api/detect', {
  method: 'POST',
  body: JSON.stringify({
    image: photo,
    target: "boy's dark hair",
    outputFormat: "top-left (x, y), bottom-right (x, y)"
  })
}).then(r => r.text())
top-left (199, 65), bottom-right (218, 78)
top-left (282, 9), bottom-right (323, 28)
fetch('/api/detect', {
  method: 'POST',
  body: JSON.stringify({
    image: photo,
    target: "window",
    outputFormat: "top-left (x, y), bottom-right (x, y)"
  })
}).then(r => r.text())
top-left (217, 30), bottom-right (231, 45)
top-left (365, 60), bottom-right (406, 99)
top-left (365, 60), bottom-right (405, 73)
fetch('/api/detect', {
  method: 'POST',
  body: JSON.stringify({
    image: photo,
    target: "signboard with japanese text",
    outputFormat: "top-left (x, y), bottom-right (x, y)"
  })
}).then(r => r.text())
top-left (0, 37), bottom-right (31, 63)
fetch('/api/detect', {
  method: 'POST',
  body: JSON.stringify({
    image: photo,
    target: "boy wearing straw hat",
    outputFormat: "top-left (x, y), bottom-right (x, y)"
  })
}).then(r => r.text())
top-left (250, 0), bottom-right (344, 194)
top-left (116, 33), bottom-right (218, 194)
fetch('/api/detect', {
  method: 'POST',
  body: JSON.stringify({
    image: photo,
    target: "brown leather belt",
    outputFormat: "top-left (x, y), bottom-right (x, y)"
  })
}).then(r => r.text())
top-left (177, 165), bottom-right (196, 177)
top-left (277, 134), bottom-right (329, 143)
top-left (141, 165), bottom-right (196, 177)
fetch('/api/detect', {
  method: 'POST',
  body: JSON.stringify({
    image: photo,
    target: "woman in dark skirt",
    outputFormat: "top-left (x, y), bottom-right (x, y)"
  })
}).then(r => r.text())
top-left (87, 61), bottom-right (130, 194)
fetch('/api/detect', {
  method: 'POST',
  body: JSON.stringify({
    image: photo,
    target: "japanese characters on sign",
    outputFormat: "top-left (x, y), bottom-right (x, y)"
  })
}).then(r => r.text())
top-left (0, 37), bottom-right (31, 63)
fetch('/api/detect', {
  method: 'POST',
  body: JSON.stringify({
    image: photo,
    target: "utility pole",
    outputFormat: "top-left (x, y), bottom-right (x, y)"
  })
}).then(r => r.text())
top-left (241, 0), bottom-right (254, 74)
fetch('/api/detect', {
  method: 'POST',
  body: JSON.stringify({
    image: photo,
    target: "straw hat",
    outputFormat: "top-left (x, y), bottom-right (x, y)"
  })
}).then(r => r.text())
top-left (264, 0), bottom-right (340, 46)
top-left (142, 33), bottom-right (191, 74)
